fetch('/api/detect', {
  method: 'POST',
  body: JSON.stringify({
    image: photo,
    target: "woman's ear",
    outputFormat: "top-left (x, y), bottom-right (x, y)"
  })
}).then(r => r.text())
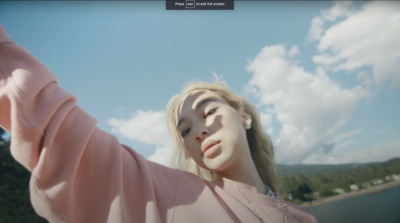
top-left (241, 111), bottom-right (252, 130)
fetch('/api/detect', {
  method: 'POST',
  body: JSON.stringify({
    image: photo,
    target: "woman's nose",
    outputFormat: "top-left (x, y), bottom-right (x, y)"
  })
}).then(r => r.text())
top-left (194, 126), bottom-right (209, 141)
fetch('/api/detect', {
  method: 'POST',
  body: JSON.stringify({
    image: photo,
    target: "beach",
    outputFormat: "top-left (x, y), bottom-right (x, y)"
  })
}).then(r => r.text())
top-left (300, 180), bottom-right (400, 208)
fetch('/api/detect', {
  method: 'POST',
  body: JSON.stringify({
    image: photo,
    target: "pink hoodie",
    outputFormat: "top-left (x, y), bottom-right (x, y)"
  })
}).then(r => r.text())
top-left (0, 26), bottom-right (317, 223)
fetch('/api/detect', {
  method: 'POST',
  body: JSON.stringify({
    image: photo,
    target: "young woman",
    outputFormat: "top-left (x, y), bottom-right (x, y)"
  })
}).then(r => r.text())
top-left (0, 26), bottom-right (316, 222)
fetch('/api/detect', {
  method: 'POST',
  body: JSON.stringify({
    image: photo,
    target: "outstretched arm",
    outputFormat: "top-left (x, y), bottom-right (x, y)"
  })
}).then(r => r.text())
top-left (0, 26), bottom-right (178, 222)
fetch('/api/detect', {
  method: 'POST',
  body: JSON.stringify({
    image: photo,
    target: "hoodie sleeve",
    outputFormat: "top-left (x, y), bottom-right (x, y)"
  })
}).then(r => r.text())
top-left (0, 26), bottom-right (179, 223)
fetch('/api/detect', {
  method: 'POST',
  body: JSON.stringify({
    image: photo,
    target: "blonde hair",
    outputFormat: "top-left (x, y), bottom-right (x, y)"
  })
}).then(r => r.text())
top-left (166, 81), bottom-right (278, 192)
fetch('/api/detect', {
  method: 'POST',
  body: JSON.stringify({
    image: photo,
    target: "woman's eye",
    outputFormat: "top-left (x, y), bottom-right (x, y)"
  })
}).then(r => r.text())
top-left (206, 107), bottom-right (218, 116)
top-left (181, 128), bottom-right (190, 137)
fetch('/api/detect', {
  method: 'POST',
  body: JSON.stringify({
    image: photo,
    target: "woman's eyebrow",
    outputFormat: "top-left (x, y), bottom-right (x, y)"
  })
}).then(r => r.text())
top-left (177, 97), bottom-right (219, 129)
top-left (194, 97), bottom-right (218, 111)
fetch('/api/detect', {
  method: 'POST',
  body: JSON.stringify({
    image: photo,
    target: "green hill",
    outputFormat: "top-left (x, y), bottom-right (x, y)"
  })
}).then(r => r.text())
top-left (276, 163), bottom-right (365, 176)
top-left (276, 158), bottom-right (400, 203)
top-left (275, 158), bottom-right (400, 177)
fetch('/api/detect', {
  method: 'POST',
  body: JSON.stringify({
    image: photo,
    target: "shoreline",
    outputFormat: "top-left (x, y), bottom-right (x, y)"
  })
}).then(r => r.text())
top-left (300, 180), bottom-right (400, 208)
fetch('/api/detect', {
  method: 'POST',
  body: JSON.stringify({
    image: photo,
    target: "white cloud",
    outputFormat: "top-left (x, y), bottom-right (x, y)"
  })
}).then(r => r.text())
top-left (321, 1), bottom-right (353, 22)
top-left (356, 71), bottom-right (373, 88)
top-left (246, 44), bottom-right (369, 164)
top-left (328, 139), bottom-right (400, 164)
top-left (334, 129), bottom-right (363, 142)
top-left (307, 1), bottom-right (353, 42)
top-left (259, 111), bottom-right (273, 128)
top-left (287, 45), bottom-right (300, 57)
top-left (108, 110), bottom-right (173, 166)
top-left (148, 145), bottom-right (173, 167)
top-left (311, 1), bottom-right (400, 87)
top-left (259, 111), bottom-right (274, 135)
top-left (251, 0), bottom-right (399, 164)
top-left (307, 17), bottom-right (324, 41)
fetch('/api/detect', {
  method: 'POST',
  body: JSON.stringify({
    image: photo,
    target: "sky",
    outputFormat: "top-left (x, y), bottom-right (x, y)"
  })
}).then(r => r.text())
top-left (1, 1), bottom-right (399, 166)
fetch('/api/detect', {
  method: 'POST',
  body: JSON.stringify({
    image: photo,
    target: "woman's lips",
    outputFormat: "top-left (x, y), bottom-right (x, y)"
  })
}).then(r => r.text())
top-left (201, 140), bottom-right (221, 158)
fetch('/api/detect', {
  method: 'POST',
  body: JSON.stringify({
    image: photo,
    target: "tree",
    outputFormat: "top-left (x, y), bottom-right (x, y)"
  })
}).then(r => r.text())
top-left (0, 127), bottom-right (47, 223)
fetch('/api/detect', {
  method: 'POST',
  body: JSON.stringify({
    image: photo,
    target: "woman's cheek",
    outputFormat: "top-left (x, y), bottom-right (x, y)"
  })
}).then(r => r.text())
top-left (184, 141), bottom-right (197, 157)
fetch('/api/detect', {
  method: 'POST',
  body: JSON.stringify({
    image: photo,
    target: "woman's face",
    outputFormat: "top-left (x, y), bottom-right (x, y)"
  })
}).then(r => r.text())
top-left (176, 90), bottom-right (252, 174)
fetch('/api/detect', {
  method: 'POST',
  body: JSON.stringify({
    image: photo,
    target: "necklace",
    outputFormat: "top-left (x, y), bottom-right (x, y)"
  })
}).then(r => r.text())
top-left (265, 184), bottom-right (277, 198)
top-left (233, 183), bottom-right (298, 223)
top-left (233, 184), bottom-right (276, 223)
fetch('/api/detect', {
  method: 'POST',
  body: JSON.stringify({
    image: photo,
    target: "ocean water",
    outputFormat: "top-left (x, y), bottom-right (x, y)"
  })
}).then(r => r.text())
top-left (307, 186), bottom-right (400, 223)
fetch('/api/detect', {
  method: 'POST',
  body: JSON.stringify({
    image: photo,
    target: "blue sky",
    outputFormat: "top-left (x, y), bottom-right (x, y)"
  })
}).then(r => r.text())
top-left (1, 1), bottom-right (399, 165)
